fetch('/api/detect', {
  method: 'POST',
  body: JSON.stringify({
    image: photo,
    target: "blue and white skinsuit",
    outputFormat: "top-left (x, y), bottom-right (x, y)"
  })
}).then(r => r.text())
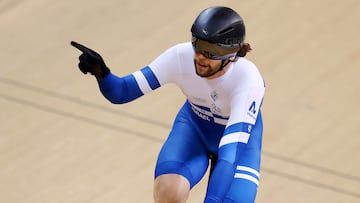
top-left (98, 42), bottom-right (265, 203)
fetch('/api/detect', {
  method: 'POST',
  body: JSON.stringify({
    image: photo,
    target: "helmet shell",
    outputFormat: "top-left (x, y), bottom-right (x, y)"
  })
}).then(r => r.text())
top-left (191, 6), bottom-right (245, 48)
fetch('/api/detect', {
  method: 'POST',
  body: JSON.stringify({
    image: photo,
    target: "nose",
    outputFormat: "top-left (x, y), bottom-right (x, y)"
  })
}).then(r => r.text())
top-left (195, 51), bottom-right (207, 60)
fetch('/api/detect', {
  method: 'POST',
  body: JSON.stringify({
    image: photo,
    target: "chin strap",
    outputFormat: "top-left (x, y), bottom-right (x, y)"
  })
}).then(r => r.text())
top-left (213, 57), bottom-right (236, 75)
top-left (197, 57), bottom-right (237, 78)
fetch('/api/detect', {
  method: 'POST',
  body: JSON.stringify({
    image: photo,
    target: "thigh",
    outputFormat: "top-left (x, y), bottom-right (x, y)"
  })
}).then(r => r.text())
top-left (155, 114), bottom-right (209, 188)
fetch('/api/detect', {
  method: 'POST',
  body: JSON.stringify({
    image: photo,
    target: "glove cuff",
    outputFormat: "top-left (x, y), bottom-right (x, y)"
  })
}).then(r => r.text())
top-left (100, 66), bottom-right (110, 79)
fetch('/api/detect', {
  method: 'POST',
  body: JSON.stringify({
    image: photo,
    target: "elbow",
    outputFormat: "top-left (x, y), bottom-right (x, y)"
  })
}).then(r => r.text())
top-left (104, 94), bottom-right (130, 104)
top-left (100, 86), bottom-right (128, 104)
top-left (107, 98), bottom-right (122, 104)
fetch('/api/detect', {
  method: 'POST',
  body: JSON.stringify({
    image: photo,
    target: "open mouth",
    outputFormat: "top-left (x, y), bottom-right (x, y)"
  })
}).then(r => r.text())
top-left (196, 62), bottom-right (209, 71)
top-left (197, 62), bottom-right (207, 68)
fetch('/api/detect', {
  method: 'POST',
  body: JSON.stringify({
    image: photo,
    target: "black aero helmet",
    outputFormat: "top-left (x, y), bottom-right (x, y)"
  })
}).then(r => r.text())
top-left (191, 6), bottom-right (245, 48)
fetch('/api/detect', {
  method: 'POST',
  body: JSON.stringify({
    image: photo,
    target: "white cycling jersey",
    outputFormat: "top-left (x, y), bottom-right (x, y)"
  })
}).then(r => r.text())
top-left (136, 42), bottom-right (264, 140)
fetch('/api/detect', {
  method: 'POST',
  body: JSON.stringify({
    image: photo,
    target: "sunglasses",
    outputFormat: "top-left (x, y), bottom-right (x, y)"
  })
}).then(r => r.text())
top-left (191, 36), bottom-right (240, 60)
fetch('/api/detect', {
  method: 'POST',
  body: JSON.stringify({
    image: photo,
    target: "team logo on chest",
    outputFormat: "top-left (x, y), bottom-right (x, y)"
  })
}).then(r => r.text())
top-left (210, 91), bottom-right (222, 115)
top-left (210, 91), bottom-right (218, 102)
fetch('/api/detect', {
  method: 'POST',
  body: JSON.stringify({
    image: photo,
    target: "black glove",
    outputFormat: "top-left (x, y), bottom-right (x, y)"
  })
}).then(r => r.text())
top-left (71, 41), bottom-right (110, 81)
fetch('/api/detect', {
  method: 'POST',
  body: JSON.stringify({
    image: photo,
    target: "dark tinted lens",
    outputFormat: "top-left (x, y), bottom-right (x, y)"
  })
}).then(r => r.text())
top-left (191, 37), bottom-right (238, 60)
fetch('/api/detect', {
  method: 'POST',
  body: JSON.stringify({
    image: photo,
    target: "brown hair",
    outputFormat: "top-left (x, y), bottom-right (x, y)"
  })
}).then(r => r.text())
top-left (237, 43), bottom-right (252, 57)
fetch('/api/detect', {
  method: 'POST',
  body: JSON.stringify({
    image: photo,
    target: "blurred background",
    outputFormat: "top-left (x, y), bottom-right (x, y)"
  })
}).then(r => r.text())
top-left (0, 0), bottom-right (359, 202)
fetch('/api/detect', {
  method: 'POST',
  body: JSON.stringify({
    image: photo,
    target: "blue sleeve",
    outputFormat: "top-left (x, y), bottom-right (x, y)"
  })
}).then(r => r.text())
top-left (204, 159), bottom-right (240, 203)
top-left (98, 72), bottom-right (144, 104)
top-left (204, 122), bottom-right (252, 202)
top-left (98, 66), bottom-right (162, 104)
top-left (204, 147), bottom-right (246, 203)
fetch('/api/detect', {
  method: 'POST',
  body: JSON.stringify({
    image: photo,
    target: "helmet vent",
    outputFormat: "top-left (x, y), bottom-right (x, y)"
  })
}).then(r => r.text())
top-left (217, 27), bottom-right (234, 35)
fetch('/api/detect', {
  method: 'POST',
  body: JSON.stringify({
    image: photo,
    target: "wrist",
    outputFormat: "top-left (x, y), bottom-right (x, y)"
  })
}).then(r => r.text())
top-left (100, 66), bottom-right (110, 78)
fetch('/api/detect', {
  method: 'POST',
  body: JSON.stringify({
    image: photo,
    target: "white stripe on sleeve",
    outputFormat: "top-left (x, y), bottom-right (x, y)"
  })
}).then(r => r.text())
top-left (132, 70), bottom-right (152, 94)
top-left (236, 166), bottom-right (260, 179)
top-left (234, 173), bottom-right (259, 186)
top-left (219, 132), bottom-right (250, 148)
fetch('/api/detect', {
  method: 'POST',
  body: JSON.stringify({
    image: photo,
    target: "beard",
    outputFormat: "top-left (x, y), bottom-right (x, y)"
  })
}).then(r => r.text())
top-left (193, 60), bottom-right (221, 78)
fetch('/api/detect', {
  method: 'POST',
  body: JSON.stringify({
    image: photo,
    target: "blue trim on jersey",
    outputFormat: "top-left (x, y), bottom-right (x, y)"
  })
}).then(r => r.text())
top-left (141, 66), bottom-right (161, 90)
top-left (213, 113), bottom-right (229, 120)
top-left (192, 102), bottom-right (211, 112)
top-left (191, 102), bottom-right (229, 120)
top-left (224, 122), bottom-right (254, 135)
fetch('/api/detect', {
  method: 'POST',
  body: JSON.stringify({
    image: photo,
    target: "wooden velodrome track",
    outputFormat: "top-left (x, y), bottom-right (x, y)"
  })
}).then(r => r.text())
top-left (1, 0), bottom-right (359, 202)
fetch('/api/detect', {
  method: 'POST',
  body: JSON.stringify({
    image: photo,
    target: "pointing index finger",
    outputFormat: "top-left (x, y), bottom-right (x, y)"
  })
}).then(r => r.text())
top-left (70, 41), bottom-right (95, 55)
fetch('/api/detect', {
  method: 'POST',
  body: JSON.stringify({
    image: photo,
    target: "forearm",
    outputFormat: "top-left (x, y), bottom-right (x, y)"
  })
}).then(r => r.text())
top-left (98, 73), bottom-right (144, 104)
top-left (204, 159), bottom-right (236, 203)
